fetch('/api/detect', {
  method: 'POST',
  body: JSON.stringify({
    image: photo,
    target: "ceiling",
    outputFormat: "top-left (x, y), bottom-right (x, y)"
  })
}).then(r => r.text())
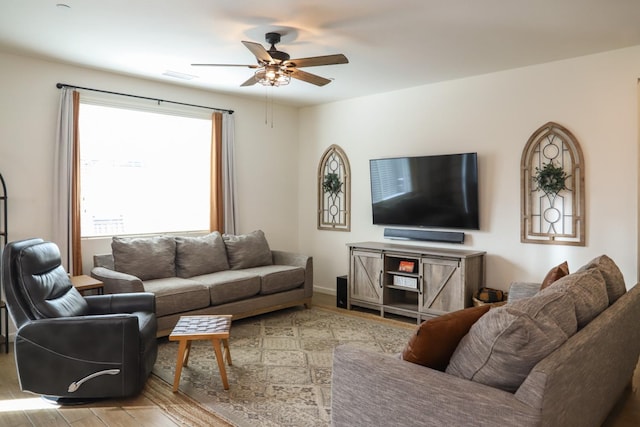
top-left (2, 0), bottom-right (640, 107)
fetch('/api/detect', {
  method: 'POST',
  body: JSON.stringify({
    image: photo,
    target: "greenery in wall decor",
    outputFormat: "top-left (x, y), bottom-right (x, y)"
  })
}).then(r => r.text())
top-left (532, 161), bottom-right (570, 196)
top-left (322, 172), bottom-right (342, 196)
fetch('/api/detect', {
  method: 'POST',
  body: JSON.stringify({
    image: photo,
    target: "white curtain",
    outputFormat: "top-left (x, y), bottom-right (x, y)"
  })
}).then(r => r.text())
top-left (53, 88), bottom-right (75, 271)
top-left (222, 113), bottom-right (237, 234)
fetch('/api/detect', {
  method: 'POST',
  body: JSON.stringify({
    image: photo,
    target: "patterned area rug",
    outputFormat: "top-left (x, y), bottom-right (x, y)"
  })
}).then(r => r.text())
top-left (152, 306), bottom-right (415, 426)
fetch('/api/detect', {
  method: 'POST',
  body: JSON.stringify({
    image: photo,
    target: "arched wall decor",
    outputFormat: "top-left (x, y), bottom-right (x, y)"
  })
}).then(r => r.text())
top-left (318, 144), bottom-right (351, 231)
top-left (521, 122), bottom-right (585, 246)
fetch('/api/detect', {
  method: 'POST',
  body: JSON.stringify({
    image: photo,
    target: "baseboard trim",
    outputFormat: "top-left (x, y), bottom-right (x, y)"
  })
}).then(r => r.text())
top-left (314, 286), bottom-right (336, 296)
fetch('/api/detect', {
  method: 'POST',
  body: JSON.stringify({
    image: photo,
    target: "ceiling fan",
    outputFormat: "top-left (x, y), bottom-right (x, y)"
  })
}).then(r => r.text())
top-left (192, 32), bottom-right (349, 87)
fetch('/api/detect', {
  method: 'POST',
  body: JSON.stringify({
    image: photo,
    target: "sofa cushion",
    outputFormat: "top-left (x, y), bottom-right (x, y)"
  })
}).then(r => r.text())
top-left (112, 236), bottom-right (176, 281)
top-left (576, 255), bottom-right (626, 305)
top-left (401, 305), bottom-right (490, 371)
top-left (223, 230), bottom-right (273, 270)
top-left (537, 268), bottom-right (608, 328)
top-left (193, 270), bottom-right (261, 305)
top-left (540, 261), bottom-right (569, 290)
top-left (142, 277), bottom-right (210, 317)
top-left (244, 265), bottom-right (306, 295)
top-left (446, 292), bottom-right (575, 393)
top-left (175, 232), bottom-right (229, 278)
top-left (508, 291), bottom-right (577, 336)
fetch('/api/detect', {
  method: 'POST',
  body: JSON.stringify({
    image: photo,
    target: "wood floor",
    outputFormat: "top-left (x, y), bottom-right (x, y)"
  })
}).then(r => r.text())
top-left (0, 353), bottom-right (181, 426)
top-left (0, 292), bottom-right (638, 426)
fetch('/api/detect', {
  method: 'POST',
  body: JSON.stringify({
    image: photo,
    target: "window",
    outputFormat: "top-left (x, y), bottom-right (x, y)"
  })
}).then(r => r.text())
top-left (79, 102), bottom-right (211, 237)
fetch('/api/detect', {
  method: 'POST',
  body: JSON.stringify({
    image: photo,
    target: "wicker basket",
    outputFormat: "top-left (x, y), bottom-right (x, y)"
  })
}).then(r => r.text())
top-left (473, 288), bottom-right (509, 307)
top-left (473, 287), bottom-right (508, 308)
top-left (472, 296), bottom-right (508, 308)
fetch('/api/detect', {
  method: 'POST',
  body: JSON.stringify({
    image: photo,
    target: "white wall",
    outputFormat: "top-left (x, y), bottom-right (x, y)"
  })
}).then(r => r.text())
top-left (0, 50), bottom-right (300, 273)
top-left (299, 46), bottom-right (640, 294)
top-left (2, 45), bottom-right (639, 298)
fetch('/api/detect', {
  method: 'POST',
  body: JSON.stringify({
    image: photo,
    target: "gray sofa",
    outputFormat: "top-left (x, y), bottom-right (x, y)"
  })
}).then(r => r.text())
top-left (332, 255), bottom-right (640, 427)
top-left (91, 230), bottom-right (313, 336)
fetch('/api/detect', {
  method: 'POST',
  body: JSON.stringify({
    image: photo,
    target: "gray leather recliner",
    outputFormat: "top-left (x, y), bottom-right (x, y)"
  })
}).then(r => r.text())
top-left (2, 238), bottom-right (157, 402)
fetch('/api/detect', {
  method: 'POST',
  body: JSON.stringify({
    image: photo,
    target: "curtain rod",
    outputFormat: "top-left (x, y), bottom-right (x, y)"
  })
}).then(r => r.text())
top-left (55, 83), bottom-right (234, 114)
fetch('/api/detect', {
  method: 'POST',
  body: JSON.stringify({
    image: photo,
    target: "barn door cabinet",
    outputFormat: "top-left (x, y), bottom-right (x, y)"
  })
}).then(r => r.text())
top-left (347, 242), bottom-right (485, 323)
top-left (348, 249), bottom-right (383, 309)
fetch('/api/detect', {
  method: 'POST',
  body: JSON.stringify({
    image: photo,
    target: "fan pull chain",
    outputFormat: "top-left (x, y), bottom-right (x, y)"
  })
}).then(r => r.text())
top-left (270, 91), bottom-right (274, 129)
top-left (264, 87), bottom-right (275, 128)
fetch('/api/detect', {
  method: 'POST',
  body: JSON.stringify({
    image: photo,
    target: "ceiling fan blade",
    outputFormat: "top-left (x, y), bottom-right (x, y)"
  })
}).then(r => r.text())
top-left (191, 63), bottom-right (258, 68)
top-left (289, 69), bottom-right (332, 86)
top-left (240, 75), bottom-right (258, 87)
top-left (242, 41), bottom-right (273, 64)
top-left (285, 54), bottom-right (349, 68)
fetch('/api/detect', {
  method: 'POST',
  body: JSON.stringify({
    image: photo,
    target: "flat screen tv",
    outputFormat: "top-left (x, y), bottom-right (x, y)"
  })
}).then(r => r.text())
top-left (369, 152), bottom-right (479, 230)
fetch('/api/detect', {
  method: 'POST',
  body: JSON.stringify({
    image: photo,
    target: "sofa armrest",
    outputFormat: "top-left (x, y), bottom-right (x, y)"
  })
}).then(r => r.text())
top-left (508, 281), bottom-right (541, 303)
top-left (19, 315), bottom-right (140, 344)
top-left (331, 345), bottom-right (540, 427)
top-left (93, 253), bottom-right (115, 270)
top-left (84, 292), bottom-right (155, 315)
top-left (272, 250), bottom-right (308, 268)
top-left (272, 250), bottom-right (313, 298)
top-left (91, 267), bottom-right (145, 294)
top-left (515, 284), bottom-right (640, 427)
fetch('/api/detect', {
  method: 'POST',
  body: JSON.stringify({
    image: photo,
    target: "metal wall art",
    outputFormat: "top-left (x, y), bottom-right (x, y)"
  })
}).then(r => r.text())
top-left (318, 144), bottom-right (351, 231)
top-left (521, 122), bottom-right (585, 246)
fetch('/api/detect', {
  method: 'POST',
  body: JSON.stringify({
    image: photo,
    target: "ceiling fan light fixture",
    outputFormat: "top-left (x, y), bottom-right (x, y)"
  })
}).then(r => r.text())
top-left (255, 65), bottom-right (290, 87)
top-left (193, 32), bottom-right (347, 88)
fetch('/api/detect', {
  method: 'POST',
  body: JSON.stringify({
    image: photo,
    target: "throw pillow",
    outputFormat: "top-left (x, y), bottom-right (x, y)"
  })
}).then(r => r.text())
top-left (401, 305), bottom-right (490, 371)
top-left (223, 230), bottom-right (273, 270)
top-left (576, 255), bottom-right (626, 305)
top-left (446, 294), bottom-right (575, 393)
top-left (112, 235), bottom-right (176, 281)
top-left (175, 232), bottom-right (229, 278)
top-left (539, 261), bottom-right (569, 290)
top-left (537, 268), bottom-right (608, 328)
top-left (507, 291), bottom-right (577, 337)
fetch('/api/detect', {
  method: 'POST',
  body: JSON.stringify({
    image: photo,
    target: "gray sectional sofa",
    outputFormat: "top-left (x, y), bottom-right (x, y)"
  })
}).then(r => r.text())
top-left (91, 230), bottom-right (313, 336)
top-left (332, 255), bottom-right (640, 427)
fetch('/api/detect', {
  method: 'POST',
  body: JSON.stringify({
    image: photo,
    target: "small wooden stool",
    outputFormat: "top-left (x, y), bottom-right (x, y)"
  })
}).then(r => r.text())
top-left (169, 315), bottom-right (233, 392)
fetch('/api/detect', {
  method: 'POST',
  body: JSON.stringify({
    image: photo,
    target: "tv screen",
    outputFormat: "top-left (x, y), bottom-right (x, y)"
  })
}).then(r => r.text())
top-left (369, 153), bottom-right (479, 230)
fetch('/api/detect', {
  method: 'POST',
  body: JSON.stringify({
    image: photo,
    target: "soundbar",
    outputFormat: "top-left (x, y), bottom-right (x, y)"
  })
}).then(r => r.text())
top-left (383, 228), bottom-right (465, 244)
